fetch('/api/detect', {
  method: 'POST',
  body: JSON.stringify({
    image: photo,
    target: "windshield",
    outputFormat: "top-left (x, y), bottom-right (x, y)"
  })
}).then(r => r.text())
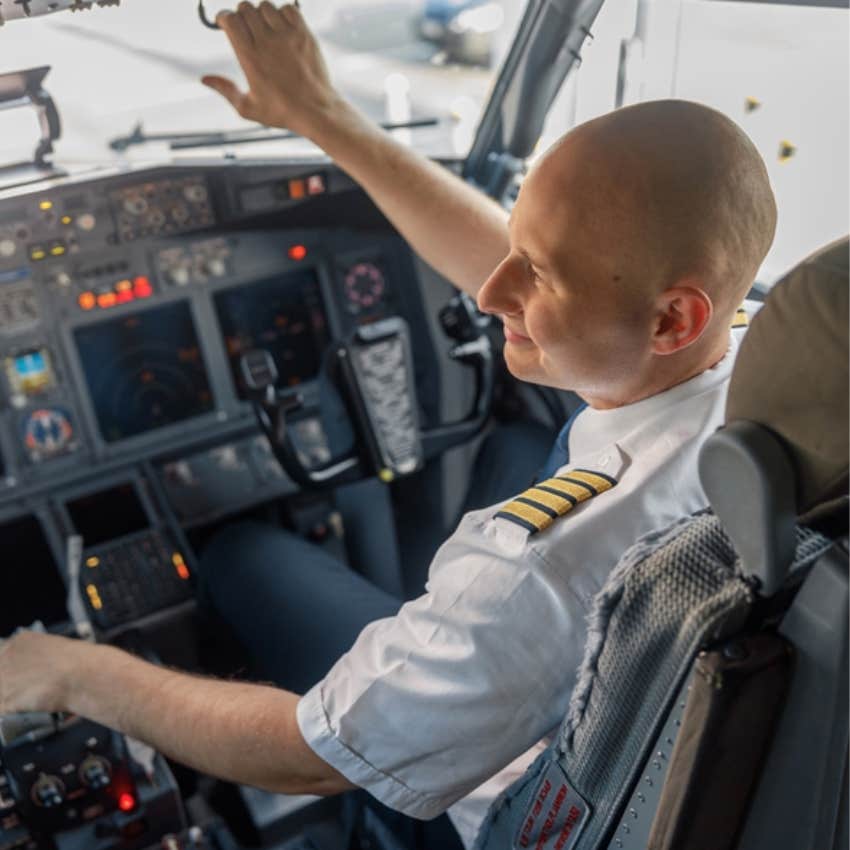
top-left (531, 0), bottom-right (849, 286)
top-left (0, 0), bottom-right (527, 165)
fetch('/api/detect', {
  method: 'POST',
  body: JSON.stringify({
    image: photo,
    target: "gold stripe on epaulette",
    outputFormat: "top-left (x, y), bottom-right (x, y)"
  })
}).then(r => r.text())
top-left (495, 468), bottom-right (617, 535)
top-left (536, 478), bottom-right (593, 501)
top-left (732, 307), bottom-right (749, 329)
top-left (523, 487), bottom-right (576, 513)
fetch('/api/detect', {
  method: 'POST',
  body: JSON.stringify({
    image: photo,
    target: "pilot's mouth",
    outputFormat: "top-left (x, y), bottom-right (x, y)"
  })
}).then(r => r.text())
top-left (503, 325), bottom-right (532, 344)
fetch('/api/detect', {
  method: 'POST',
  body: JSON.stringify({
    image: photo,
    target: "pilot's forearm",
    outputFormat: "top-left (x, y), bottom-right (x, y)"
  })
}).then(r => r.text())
top-left (308, 98), bottom-right (509, 297)
top-left (65, 642), bottom-right (353, 796)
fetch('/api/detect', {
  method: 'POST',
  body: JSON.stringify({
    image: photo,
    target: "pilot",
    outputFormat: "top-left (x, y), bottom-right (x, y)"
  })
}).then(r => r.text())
top-left (0, 4), bottom-right (778, 849)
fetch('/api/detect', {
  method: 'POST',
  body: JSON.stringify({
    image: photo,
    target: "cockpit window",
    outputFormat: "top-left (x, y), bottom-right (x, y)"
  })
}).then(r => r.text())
top-left (0, 0), bottom-right (529, 164)
top-left (534, 0), bottom-right (849, 287)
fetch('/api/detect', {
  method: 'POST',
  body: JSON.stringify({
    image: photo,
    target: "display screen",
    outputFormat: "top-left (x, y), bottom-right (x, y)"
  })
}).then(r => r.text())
top-left (74, 301), bottom-right (214, 442)
top-left (0, 516), bottom-right (68, 637)
top-left (214, 269), bottom-right (329, 399)
top-left (66, 483), bottom-right (149, 547)
top-left (5, 347), bottom-right (56, 402)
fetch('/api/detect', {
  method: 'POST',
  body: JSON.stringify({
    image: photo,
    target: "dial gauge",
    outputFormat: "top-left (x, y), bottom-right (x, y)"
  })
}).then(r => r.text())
top-left (343, 262), bottom-right (386, 314)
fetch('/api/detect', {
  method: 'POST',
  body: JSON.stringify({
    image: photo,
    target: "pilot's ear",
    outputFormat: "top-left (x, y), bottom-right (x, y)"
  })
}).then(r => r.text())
top-left (650, 285), bottom-right (713, 355)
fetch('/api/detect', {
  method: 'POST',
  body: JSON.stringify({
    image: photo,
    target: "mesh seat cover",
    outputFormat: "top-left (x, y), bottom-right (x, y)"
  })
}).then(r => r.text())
top-left (474, 512), bottom-right (830, 850)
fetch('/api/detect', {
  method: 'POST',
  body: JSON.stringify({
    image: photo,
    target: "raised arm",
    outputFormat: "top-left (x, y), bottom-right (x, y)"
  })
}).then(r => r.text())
top-left (0, 631), bottom-right (352, 797)
top-left (201, 1), bottom-right (509, 297)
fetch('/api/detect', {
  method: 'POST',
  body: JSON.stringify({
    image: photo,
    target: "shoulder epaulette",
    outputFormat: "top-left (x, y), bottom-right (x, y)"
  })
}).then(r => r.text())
top-left (494, 469), bottom-right (617, 535)
top-left (732, 307), bottom-right (749, 329)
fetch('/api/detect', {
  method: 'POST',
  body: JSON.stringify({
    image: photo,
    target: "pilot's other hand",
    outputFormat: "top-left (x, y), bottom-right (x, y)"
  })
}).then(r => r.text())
top-left (202, 1), bottom-right (340, 139)
top-left (0, 631), bottom-right (78, 715)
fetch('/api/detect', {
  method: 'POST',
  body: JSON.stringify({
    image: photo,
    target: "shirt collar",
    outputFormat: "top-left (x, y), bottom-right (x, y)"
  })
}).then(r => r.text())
top-left (568, 332), bottom-right (739, 459)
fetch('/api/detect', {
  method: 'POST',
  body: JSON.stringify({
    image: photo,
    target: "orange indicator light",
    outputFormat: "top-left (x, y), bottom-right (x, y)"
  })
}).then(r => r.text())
top-left (86, 584), bottom-right (103, 610)
top-left (86, 556), bottom-right (100, 568)
top-left (288, 244), bottom-right (307, 261)
top-left (117, 792), bottom-right (136, 812)
top-left (172, 552), bottom-right (190, 580)
top-left (97, 292), bottom-right (117, 309)
top-left (288, 179), bottom-right (306, 199)
top-left (78, 292), bottom-right (96, 310)
top-left (115, 279), bottom-right (133, 292)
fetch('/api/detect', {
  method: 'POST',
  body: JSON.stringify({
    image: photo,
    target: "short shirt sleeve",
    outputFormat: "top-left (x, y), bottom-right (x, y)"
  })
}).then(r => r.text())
top-left (296, 510), bottom-right (594, 819)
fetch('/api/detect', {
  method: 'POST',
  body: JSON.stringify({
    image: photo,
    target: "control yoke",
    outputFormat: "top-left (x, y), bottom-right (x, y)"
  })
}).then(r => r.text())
top-left (241, 294), bottom-right (493, 490)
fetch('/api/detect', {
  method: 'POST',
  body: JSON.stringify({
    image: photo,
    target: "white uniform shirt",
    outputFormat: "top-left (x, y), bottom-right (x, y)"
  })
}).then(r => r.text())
top-left (298, 328), bottom-right (746, 849)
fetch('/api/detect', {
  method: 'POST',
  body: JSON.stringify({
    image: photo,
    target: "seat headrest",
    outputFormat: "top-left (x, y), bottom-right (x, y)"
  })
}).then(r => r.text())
top-left (726, 237), bottom-right (849, 525)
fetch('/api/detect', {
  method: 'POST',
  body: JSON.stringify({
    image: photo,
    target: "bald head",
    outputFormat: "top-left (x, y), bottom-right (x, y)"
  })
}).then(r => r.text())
top-left (478, 99), bottom-right (780, 405)
top-left (537, 100), bottom-right (777, 318)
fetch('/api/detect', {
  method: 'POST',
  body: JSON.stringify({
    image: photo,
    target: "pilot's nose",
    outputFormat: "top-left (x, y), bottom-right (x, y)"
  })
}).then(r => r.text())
top-left (477, 255), bottom-right (522, 317)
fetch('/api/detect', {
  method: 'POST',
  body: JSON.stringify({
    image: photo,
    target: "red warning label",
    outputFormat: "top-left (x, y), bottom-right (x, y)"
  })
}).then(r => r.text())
top-left (514, 762), bottom-right (590, 850)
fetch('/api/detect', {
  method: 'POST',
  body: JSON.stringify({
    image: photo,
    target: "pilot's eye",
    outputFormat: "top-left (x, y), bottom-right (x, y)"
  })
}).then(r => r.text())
top-left (530, 268), bottom-right (547, 287)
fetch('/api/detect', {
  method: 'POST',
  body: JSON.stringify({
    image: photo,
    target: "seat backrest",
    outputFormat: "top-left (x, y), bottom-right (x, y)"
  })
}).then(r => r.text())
top-left (473, 510), bottom-right (833, 850)
top-left (698, 236), bottom-right (849, 850)
top-left (474, 236), bottom-right (849, 850)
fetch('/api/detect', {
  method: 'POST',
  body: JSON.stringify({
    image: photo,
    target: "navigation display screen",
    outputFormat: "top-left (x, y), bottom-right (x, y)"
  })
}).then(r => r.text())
top-left (214, 268), bottom-right (329, 399)
top-left (0, 516), bottom-right (67, 637)
top-left (74, 301), bottom-right (214, 442)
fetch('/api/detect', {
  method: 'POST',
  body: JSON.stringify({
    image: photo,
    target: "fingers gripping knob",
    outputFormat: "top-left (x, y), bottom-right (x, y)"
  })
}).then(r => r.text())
top-left (199, 0), bottom-right (300, 30)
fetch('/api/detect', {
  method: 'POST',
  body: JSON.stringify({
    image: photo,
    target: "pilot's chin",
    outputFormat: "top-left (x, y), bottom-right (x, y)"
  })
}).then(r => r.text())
top-left (502, 348), bottom-right (539, 385)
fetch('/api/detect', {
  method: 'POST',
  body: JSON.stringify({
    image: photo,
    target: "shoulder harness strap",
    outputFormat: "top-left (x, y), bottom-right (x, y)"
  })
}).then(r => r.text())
top-left (495, 469), bottom-right (617, 535)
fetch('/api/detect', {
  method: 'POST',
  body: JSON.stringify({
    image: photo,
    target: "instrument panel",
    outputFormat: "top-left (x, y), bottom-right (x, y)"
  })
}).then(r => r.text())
top-left (0, 161), bottom-right (442, 636)
top-left (0, 162), bottom-right (437, 501)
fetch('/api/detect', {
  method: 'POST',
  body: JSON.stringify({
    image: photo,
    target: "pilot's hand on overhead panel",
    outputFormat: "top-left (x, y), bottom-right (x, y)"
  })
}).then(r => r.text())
top-left (202, 1), bottom-right (342, 140)
top-left (0, 631), bottom-right (79, 715)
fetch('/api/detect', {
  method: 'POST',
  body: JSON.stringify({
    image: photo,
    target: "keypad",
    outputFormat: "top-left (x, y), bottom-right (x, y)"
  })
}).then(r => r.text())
top-left (80, 530), bottom-right (193, 630)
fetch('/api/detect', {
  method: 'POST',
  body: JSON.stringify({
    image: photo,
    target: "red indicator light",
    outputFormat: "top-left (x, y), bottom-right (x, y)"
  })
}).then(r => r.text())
top-left (288, 245), bottom-right (307, 261)
top-left (116, 290), bottom-right (135, 304)
top-left (133, 276), bottom-right (153, 298)
top-left (117, 792), bottom-right (136, 812)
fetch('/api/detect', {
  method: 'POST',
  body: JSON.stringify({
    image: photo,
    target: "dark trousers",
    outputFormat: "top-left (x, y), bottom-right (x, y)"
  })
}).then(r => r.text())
top-left (196, 423), bottom-right (553, 847)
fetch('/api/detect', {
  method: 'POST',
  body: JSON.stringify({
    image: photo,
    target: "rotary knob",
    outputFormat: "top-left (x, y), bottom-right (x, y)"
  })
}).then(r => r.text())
top-left (123, 196), bottom-right (148, 216)
top-left (79, 755), bottom-right (112, 790)
top-left (31, 774), bottom-right (65, 808)
top-left (168, 266), bottom-right (191, 287)
top-left (183, 183), bottom-right (208, 204)
top-left (205, 257), bottom-right (226, 278)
